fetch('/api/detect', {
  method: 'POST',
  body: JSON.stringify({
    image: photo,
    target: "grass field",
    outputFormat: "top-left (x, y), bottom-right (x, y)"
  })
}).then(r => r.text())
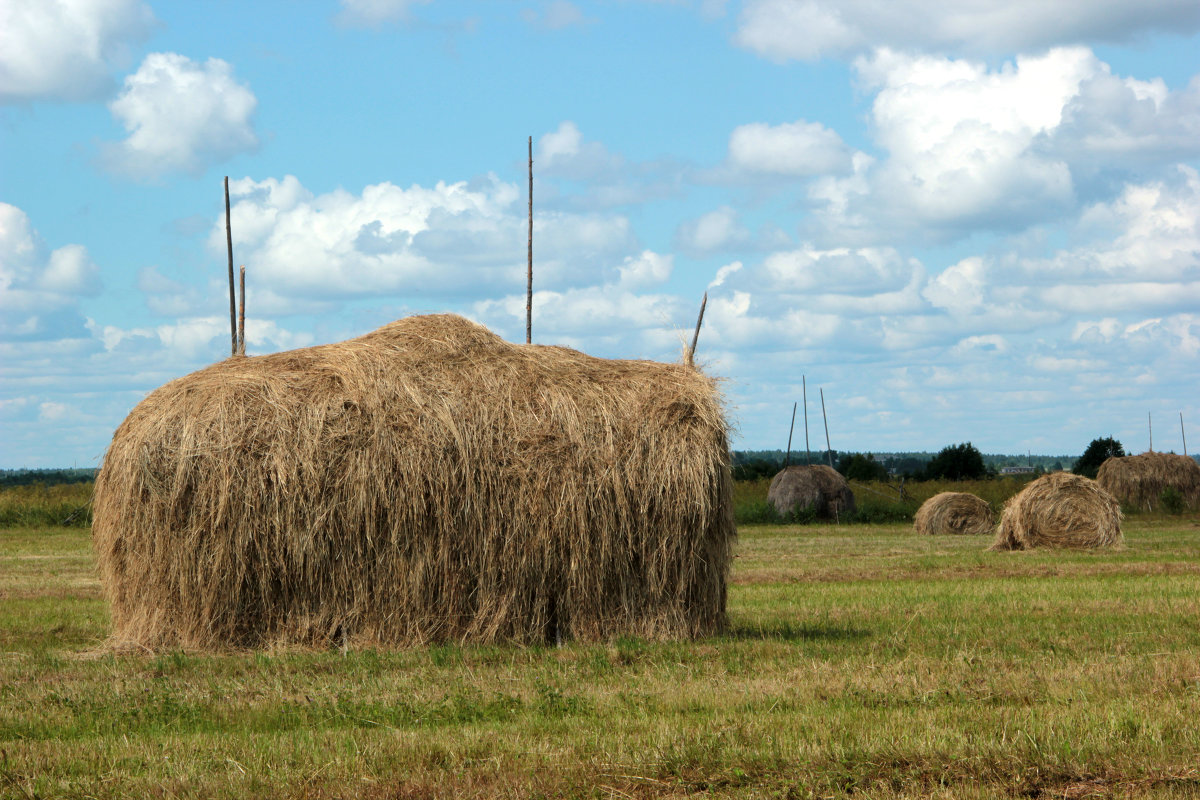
top-left (3, 518), bottom-right (1200, 799)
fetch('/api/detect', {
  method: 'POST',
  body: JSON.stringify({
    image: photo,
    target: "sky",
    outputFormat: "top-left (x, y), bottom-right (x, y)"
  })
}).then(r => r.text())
top-left (1, 0), bottom-right (1198, 469)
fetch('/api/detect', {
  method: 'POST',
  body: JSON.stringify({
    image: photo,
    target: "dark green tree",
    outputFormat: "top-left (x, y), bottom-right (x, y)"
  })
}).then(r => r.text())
top-left (837, 452), bottom-right (889, 482)
top-left (1074, 437), bottom-right (1125, 479)
top-left (924, 442), bottom-right (986, 480)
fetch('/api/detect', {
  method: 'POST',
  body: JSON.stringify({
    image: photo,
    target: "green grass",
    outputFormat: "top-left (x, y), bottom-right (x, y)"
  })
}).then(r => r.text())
top-left (3, 518), bottom-right (1200, 798)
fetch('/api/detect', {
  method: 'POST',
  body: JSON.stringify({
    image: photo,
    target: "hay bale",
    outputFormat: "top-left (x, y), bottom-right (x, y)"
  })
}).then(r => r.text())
top-left (766, 465), bottom-right (856, 520)
top-left (990, 472), bottom-right (1122, 551)
top-left (913, 492), bottom-right (995, 536)
top-left (1096, 452), bottom-right (1200, 511)
top-left (92, 314), bottom-right (735, 650)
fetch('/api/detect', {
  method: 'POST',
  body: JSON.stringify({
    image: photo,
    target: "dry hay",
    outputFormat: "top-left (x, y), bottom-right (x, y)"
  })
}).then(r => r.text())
top-left (92, 314), bottom-right (735, 650)
top-left (913, 492), bottom-right (995, 536)
top-left (990, 472), bottom-right (1122, 551)
top-left (1095, 451), bottom-right (1200, 511)
top-left (766, 465), bottom-right (856, 520)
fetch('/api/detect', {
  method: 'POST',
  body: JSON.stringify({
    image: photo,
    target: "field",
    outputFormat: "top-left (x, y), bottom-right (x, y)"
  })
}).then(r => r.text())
top-left (4, 513), bottom-right (1200, 799)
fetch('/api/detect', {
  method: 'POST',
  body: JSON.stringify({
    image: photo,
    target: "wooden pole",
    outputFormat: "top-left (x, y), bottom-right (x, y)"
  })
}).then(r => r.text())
top-left (1149, 412), bottom-right (1154, 452)
top-left (225, 177), bottom-right (236, 357)
top-left (803, 375), bottom-right (811, 465)
top-left (687, 291), bottom-right (707, 367)
top-left (784, 402), bottom-right (797, 469)
top-left (527, 136), bottom-right (533, 345)
top-left (1182, 412), bottom-right (1188, 457)
top-left (820, 387), bottom-right (833, 468)
top-left (237, 265), bottom-right (246, 356)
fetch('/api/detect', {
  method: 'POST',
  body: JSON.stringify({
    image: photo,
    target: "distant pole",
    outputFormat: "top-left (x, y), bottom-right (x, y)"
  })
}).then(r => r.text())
top-left (526, 136), bottom-right (533, 345)
top-left (784, 402), bottom-right (797, 469)
top-left (1182, 412), bottom-right (1188, 457)
top-left (237, 265), bottom-right (246, 356)
top-left (803, 375), bottom-right (811, 465)
top-left (687, 292), bottom-right (707, 367)
top-left (820, 388), bottom-right (833, 468)
top-left (1149, 412), bottom-right (1154, 452)
top-left (225, 177), bottom-right (236, 357)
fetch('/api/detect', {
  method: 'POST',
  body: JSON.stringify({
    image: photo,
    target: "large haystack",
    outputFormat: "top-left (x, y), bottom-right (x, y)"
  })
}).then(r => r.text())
top-left (766, 465), bottom-right (856, 520)
top-left (92, 314), bottom-right (735, 650)
top-left (1096, 452), bottom-right (1200, 511)
top-left (990, 472), bottom-right (1122, 551)
top-left (913, 492), bottom-right (995, 536)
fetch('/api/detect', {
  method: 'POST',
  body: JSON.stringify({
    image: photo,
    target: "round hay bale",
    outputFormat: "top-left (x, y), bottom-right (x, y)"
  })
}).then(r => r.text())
top-left (767, 465), bottom-right (856, 520)
top-left (990, 472), bottom-right (1122, 551)
top-left (93, 314), bottom-right (735, 650)
top-left (913, 492), bottom-right (995, 536)
top-left (1096, 452), bottom-right (1200, 511)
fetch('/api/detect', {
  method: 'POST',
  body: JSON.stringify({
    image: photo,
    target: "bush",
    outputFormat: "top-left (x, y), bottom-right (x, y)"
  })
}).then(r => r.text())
top-left (1160, 486), bottom-right (1185, 515)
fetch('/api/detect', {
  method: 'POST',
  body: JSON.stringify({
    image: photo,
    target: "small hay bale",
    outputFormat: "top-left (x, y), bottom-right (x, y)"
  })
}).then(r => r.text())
top-left (92, 314), bottom-right (735, 650)
top-left (990, 472), bottom-right (1122, 551)
top-left (913, 492), bottom-right (995, 536)
top-left (766, 465), bottom-right (856, 520)
top-left (1096, 451), bottom-right (1200, 511)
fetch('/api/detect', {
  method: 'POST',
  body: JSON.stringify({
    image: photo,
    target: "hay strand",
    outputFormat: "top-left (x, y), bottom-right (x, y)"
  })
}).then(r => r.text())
top-left (92, 314), bottom-right (735, 650)
top-left (990, 472), bottom-right (1122, 551)
top-left (913, 492), bottom-right (994, 536)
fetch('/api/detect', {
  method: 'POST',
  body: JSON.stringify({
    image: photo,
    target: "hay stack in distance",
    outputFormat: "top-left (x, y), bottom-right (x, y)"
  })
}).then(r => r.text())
top-left (914, 492), bottom-right (995, 536)
top-left (990, 472), bottom-right (1122, 551)
top-left (767, 464), bottom-right (856, 520)
top-left (1096, 452), bottom-right (1200, 511)
top-left (92, 314), bottom-right (735, 650)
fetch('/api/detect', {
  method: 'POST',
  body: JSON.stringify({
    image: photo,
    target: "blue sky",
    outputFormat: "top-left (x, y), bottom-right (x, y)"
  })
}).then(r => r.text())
top-left (2, 0), bottom-right (1198, 468)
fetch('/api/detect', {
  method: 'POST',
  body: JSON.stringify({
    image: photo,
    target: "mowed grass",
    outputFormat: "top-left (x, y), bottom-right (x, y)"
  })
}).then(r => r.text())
top-left (3, 519), bottom-right (1200, 799)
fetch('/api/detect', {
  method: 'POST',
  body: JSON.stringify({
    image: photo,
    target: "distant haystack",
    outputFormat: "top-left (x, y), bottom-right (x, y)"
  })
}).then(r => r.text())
top-left (767, 465), bottom-right (856, 520)
top-left (92, 314), bottom-right (735, 650)
top-left (1096, 452), bottom-right (1200, 511)
top-left (990, 472), bottom-right (1122, 551)
top-left (914, 492), bottom-right (995, 536)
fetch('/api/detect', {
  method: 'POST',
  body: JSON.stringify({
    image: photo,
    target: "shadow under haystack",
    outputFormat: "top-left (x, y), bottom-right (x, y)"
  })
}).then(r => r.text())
top-left (1096, 452), bottom-right (1200, 511)
top-left (990, 472), bottom-right (1122, 551)
top-left (92, 314), bottom-right (735, 650)
top-left (767, 465), bottom-right (856, 520)
top-left (914, 492), bottom-right (994, 536)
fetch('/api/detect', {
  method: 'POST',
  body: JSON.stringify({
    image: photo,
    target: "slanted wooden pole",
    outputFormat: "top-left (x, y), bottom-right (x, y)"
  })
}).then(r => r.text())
top-left (225, 177), bottom-right (236, 357)
top-left (820, 387), bottom-right (833, 468)
top-left (784, 402), bottom-right (797, 469)
top-left (1181, 412), bottom-right (1188, 457)
top-left (803, 375), bottom-right (811, 465)
top-left (527, 136), bottom-right (533, 345)
top-left (687, 292), bottom-right (707, 367)
top-left (1149, 412), bottom-right (1154, 452)
top-left (237, 265), bottom-right (246, 356)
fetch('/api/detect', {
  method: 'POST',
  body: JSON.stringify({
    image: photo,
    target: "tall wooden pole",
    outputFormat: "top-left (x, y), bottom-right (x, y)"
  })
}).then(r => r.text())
top-left (687, 292), bottom-right (707, 367)
top-left (803, 375), bottom-right (811, 465)
top-left (237, 265), bottom-right (246, 356)
top-left (527, 136), bottom-right (533, 345)
top-left (1182, 412), bottom-right (1188, 457)
top-left (820, 387), bottom-right (833, 468)
top-left (1149, 412), bottom-right (1154, 452)
top-left (225, 177), bottom-right (236, 357)
top-left (784, 402), bottom-right (797, 469)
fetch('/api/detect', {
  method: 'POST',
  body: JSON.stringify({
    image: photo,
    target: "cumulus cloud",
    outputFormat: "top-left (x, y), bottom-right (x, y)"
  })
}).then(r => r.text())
top-left (208, 173), bottom-right (643, 302)
top-left (536, 121), bottom-right (625, 181)
top-left (0, 0), bottom-right (155, 103)
top-left (335, 0), bottom-right (432, 27)
top-left (727, 119), bottom-right (853, 177)
top-left (733, 0), bottom-right (1200, 62)
top-left (0, 203), bottom-right (101, 340)
top-left (100, 52), bottom-right (258, 179)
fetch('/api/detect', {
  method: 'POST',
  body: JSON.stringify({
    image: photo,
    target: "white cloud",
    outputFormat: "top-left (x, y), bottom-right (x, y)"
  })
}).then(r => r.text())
top-left (676, 206), bottom-right (750, 253)
top-left (733, 0), bottom-right (1200, 62)
top-left (536, 121), bottom-right (624, 181)
top-left (208, 173), bottom-right (642, 301)
top-left (617, 250), bottom-right (672, 289)
top-left (727, 119), bottom-right (852, 177)
top-left (0, 0), bottom-right (155, 103)
top-left (335, 0), bottom-right (431, 27)
top-left (922, 257), bottom-right (987, 313)
top-left (101, 52), bottom-right (258, 179)
top-left (522, 1), bottom-right (595, 30)
top-left (761, 246), bottom-right (918, 294)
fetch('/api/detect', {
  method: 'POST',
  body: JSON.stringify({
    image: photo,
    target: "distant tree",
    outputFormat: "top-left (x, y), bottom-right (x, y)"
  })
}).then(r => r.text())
top-left (1074, 437), bottom-right (1125, 479)
top-left (924, 442), bottom-right (986, 481)
top-left (837, 452), bottom-right (889, 482)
